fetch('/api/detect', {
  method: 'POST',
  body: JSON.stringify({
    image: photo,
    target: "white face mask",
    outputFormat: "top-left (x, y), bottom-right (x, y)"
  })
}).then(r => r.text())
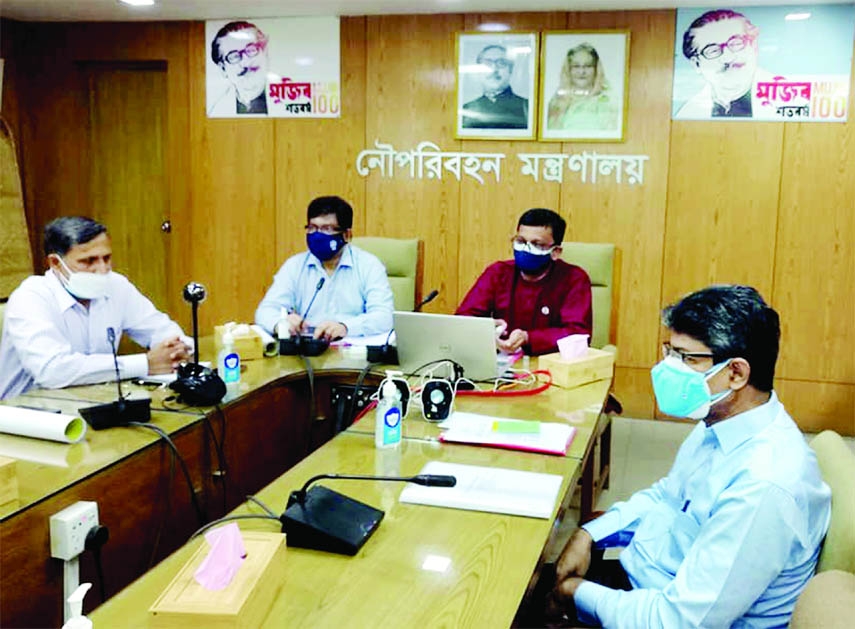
top-left (54, 256), bottom-right (111, 300)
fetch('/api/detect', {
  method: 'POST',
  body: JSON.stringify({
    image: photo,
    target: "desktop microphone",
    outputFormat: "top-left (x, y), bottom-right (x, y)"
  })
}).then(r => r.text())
top-left (280, 472), bottom-right (457, 555)
top-left (414, 288), bottom-right (439, 312)
top-left (367, 288), bottom-right (440, 364)
top-left (170, 283), bottom-right (226, 406)
top-left (79, 328), bottom-right (152, 430)
top-left (279, 277), bottom-right (330, 357)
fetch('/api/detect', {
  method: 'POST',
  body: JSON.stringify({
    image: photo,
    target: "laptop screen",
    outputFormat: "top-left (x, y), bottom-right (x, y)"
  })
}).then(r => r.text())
top-left (393, 311), bottom-right (499, 380)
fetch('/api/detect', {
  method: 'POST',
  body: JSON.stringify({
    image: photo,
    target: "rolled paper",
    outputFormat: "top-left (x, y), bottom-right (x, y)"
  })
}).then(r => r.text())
top-left (250, 324), bottom-right (279, 357)
top-left (0, 406), bottom-right (87, 444)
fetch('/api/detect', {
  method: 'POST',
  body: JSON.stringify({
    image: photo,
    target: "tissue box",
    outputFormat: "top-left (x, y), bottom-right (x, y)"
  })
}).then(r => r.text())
top-left (0, 456), bottom-right (18, 509)
top-left (539, 347), bottom-right (615, 389)
top-left (149, 531), bottom-right (287, 628)
top-left (214, 326), bottom-right (264, 361)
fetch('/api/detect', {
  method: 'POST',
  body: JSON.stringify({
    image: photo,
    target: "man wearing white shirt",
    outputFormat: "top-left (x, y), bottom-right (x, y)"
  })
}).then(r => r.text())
top-left (547, 285), bottom-right (831, 628)
top-left (0, 217), bottom-right (192, 400)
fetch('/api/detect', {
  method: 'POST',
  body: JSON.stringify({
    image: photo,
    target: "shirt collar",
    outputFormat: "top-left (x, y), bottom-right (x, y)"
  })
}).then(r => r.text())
top-left (45, 269), bottom-right (80, 313)
top-left (306, 244), bottom-right (353, 270)
top-left (709, 390), bottom-right (780, 454)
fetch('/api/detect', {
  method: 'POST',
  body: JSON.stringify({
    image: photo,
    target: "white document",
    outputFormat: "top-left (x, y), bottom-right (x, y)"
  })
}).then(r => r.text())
top-left (399, 460), bottom-right (563, 519)
top-left (0, 406), bottom-right (87, 444)
top-left (330, 331), bottom-right (395, 347)
top-left (437, 411), bottom-right (576, 456)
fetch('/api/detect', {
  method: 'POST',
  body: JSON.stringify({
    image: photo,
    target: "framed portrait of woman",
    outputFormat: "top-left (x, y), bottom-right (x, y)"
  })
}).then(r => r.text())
top-left (538, 30), bottom-right (630, 142)
top-left (455, 31), bottom-right (538, 140)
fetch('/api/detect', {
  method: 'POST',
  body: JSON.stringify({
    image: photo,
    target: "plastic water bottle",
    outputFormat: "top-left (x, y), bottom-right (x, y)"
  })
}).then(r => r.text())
top-left (218, 331), bottom-right (241, 390)
top-left (375, 380), bottom-right (402, 449)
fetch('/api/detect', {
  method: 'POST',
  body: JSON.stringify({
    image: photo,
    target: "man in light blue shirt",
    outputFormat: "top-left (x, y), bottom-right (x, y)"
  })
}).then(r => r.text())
top-left (255, 196), bottom-right (393, 340)
top-left (550, 285), bottom-right (831, 628)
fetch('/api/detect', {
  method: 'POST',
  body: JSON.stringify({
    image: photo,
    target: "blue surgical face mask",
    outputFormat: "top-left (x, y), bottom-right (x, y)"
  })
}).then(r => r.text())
top-left (513, 241), bottom-right (554, 274)
top-left (307, 231), bottom-right (346, 262)
top-left (651, 355), bottom-right (732, 420)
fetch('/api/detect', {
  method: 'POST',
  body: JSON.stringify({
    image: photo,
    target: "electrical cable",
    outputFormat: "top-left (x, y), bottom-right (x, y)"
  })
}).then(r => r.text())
top-left (246, 494), bottom-right (278, 518)
top-left (344, 362), bottom-right (375, 432)
top-left (301, 354), bottom-right (316, 457)
top-left (84, 525), bottom-right (109, 602)
top-left (146, 442), bottom-right (176, 570)
top-left (129, 422), bottom-right (206, 526)
top-left (189, 513), bottom-right (281, 540)
top-left (205, 405), bottom-right (229, 513)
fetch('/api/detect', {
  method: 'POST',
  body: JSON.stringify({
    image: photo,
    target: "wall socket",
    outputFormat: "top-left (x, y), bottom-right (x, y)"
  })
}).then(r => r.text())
top-left (50, 501), bottom-right (99, 560)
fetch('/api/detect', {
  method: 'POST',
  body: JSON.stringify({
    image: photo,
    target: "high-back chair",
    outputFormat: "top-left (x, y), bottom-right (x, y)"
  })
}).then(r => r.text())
top-left (350, 237), bottom-right (423, 311)
top-left (789, 430), bottom-right (855, 627)
top-left (560, 242), bottom-right (616, 350)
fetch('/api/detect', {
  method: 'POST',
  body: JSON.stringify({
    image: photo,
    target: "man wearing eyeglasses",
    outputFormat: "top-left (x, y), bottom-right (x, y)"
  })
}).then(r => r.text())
top-left (461, 44), bottom-right (529, 129)
top-left (254, 196), bottom-right (394, 341)
top-left (208, 20), bottom-right (270, 116)
top-left (546, 285), bottom-right (830, 628)
top-left (456, 208), bottom-right (592, 355)
top-left (675, 9), bottom-right (772, 119)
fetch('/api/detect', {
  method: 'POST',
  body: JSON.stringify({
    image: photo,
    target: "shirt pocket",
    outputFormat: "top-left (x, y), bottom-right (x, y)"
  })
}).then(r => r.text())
top-left (655, 510), bottom-right (701, 576)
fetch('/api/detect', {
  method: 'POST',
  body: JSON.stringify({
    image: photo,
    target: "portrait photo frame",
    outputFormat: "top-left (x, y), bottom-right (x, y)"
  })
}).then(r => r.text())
top-left (455, 31), bottom-right (538, 141)
top-left (538, 30), bottom-right (630, 142)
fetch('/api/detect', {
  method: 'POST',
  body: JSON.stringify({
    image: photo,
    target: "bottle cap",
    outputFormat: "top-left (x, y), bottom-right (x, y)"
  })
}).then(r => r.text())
top-left (382, 380), bottom-right (398, 399)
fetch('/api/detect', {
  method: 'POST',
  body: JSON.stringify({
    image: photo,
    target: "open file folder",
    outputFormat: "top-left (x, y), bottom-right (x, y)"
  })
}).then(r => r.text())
top-left (399, 461), bottom-right (563, 519)
top-left (437, 411), bottom-right (576, 456)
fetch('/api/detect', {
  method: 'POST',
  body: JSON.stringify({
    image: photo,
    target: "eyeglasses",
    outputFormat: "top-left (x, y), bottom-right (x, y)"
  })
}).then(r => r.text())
top-left (511, 237), bottom-right (555, 255)
top-left (305, 224), bottom-right (344, 235)
top-left (697, 34), bottom-right (754, 60)
top-left (479, 58), bottom-right (512, 70)
top-left (222, 39), bottom-right (268, 65)
top-left (661, 343), bottom-right (715, 366)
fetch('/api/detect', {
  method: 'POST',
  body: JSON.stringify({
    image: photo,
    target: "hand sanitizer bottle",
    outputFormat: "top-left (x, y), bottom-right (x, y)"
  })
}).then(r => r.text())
top-left (62, 583), bottom-right (92, 629)
top-left (375, 379), bottom-right (402, 449)
top-left (218, 331), bottom-right (241, 390)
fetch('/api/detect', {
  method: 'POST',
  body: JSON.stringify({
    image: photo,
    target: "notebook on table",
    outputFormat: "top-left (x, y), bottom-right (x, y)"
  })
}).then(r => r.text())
top-left (393, 311), bottom-right (519, 381)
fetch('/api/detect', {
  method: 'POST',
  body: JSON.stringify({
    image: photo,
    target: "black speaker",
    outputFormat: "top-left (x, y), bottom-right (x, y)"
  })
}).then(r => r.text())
top-left (421, 380), bottom-right (454, 421)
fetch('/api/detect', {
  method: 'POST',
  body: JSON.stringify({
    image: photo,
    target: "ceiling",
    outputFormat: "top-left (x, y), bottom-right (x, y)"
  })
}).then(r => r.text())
top-left (0, 0), bottom-right (839, 22)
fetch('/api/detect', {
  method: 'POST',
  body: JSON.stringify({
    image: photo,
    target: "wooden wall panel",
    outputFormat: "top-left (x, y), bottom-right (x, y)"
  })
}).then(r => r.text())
top-left (773, 76), bottom-right (855, 384)
top-left (560, 11), bottom-right (674, 371)
top-left (664, 122), bottom-right (783, 303)
top-left (273, 17), bottom-right (368, 271)
top-left (776, 379), bottom-right (855, 435)
top-left (457, 13), bottom-right (565, 305)
top-left (614, 366), bottom-right (656, 419)
top-left (364, 14), bottom-right (464, 313)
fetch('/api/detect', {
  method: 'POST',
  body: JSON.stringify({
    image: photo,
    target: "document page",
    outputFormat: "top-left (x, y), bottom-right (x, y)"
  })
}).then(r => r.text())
top-left (399, 460), bottom-right (563, 519)
top-left (438, 411), bottom-right (575, 455)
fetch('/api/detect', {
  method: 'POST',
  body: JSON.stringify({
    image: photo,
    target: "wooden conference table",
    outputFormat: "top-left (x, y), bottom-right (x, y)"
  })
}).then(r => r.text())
top-left (0, 346), bottom-right (611, 628)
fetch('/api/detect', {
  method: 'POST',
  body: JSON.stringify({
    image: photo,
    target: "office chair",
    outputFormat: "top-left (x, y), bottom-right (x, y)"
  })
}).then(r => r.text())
top-left (351, 237), bottom-right (423, 311)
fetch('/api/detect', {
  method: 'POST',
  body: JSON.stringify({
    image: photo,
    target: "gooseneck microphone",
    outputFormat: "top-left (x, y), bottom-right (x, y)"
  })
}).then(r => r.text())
top-left (279, 277), bottom-right (329, 357)
top-left (182, 282), bottom-right (207, 364)
top-left (290, 472), bottom-right (457, 505)
top-left (414, 288), bottom-right (440, 312)
top-left (280, 472), bottom-right (457, 555)
top-left (79, 328), bottom-right (152, 429)
top-left (367, 288), bottom-right (441, 364)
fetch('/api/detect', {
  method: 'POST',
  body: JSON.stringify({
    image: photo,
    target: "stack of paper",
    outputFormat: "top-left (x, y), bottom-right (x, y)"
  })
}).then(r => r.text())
top-left (399, 461), bottom-right (563, 519)
top-left (437, 411), bottom-right (575, 456)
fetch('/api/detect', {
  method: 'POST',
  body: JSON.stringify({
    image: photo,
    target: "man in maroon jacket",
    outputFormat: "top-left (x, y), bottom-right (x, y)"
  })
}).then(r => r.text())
top-left (456, 208), bottom-right (592, 356)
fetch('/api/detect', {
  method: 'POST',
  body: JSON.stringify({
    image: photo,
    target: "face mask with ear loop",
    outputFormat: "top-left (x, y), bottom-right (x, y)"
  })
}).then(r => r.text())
top-left (651, 355), bottom-right (733, 420)
top-left (53, 255), bottom-right (111, 300)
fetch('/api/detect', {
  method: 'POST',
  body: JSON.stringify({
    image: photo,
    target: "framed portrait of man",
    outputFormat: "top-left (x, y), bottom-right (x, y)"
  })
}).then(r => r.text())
top-left (538, 30), bottom-right (630, 142)
top-left (455, 32), bottom-right (538, 140)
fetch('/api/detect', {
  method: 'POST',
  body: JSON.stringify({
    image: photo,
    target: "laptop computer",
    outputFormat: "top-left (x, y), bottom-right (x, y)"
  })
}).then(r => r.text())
top-left (393, 311), bottom-right (518, 381)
